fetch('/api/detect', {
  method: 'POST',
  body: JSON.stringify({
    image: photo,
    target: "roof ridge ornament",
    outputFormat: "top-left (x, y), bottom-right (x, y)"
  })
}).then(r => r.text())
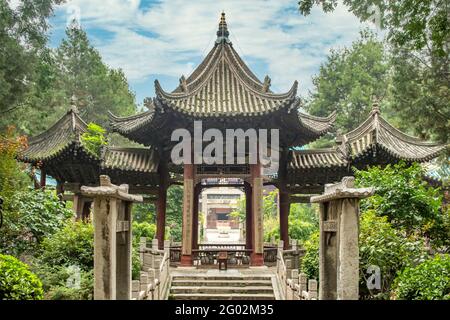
top-left (69, 94), bottom-right (79, 114)
top-left (262, 75), bottom-right (271, 93)
top-left (216, 12), bottom-right (231, 45)
top-left (371, 96), bottom-right (381, 115)
top-left (179, 75), bottom-right (188, 92)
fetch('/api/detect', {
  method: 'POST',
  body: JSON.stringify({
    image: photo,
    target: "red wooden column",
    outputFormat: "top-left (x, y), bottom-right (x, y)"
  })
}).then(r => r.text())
top-left (279, 191), bottom-right (290, 249)
top-left (191, 184), bottom-right (201, 250)
top-left (278, 147), bottom-right (290, 249)
top-left (244, 182), bottom-right (253, 250)
top-left (250, 162), bottom-right (264, 266)
top-left (40, 166), bottom-right (46, 189)
top-left (156, 163), bottom-right (168, 250)
top-left (181, 163), bottom-right (195, 266)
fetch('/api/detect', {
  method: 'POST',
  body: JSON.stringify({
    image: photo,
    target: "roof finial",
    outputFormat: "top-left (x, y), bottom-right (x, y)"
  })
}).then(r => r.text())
top-left (216, 12), bottom-right (231, 44)
top-left (70, 94), bottom-right (79, 113)
top-left (371, 96), bottom-right (381, 115)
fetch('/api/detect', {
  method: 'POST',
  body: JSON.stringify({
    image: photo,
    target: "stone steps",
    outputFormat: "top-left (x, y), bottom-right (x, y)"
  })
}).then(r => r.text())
top-left (171, 286), bottom-right (274, 294)
top-left (171, 279), bottom-right (272, 287)
top-left (170, 293), bottom-right (275, 300)
top-left (169, 274), bottom-right (276, 300)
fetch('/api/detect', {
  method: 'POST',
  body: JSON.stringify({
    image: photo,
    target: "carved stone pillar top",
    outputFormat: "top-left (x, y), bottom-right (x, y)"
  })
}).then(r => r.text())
top-left (81, 175), bottom-right (143, 202)
top-left (310, 177), bottom-right (374, 203)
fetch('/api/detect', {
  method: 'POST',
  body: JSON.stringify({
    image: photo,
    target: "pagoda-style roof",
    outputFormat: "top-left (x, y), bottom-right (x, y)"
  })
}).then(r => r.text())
top-left (19, 106), bottom-right (97, 164)
top-left (110, 13), bottom-right (335, 148)
top-left (337, 102), bottom-right (447, 165)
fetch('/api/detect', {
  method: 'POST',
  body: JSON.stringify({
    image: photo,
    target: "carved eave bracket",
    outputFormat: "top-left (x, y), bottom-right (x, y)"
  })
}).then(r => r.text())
top-left (310, 176), bottom-right (374, 203)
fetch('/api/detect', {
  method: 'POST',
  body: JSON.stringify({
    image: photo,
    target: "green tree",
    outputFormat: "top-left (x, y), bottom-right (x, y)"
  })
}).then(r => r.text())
top-left (288, 204), bottom-right (319, 244)
top-left (355, 162), bottom-right (445, 246)
top-left (166, 185), bottom-right (183, 241)
top-left (298, 0), bottom-right (450, 143)
top-left (305, 30), bottom-right (391, 134)
top-left (0, 0), bottom-right (64, 120)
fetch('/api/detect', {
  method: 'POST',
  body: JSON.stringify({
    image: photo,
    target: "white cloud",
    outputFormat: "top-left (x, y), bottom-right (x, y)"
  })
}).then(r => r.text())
top-left (54, 0), bottom-right (375, 97)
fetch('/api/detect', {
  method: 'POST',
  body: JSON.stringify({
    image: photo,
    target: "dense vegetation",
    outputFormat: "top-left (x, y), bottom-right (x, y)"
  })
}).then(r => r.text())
top-left (0, 0), bottom-right (448, 300)
top-left (301, 162), bottom-right (449, 299)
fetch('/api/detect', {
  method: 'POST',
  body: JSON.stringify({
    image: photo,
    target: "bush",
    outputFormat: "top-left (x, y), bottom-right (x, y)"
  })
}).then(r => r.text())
top-left (301, 231), bottom-right (319, 280)
top-left (0, 188), bottom-right (73, 256)
top-left (392, 254), bottom-right (450, 300)
top-left (38, 220), bottom-right (94, 270)
top-left (0, 254), bottom-right (43, 300)
top-left (355, 162), bottom-right (443, 237)
top-left (359, 210), bottom-right (427, 299)
top-left (132, 221), bottom-right (156, 244)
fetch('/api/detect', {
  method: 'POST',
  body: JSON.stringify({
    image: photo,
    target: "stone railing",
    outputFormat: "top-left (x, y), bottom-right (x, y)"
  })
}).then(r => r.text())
top-left (131, 238), bottom-right (171, 300)
top-left (276, 239), bottom-right (315, 300)
top-left (286, 272), bottom-right (318, 300)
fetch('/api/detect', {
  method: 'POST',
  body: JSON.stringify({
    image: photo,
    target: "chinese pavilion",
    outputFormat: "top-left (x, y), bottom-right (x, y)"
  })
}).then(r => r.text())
top-left (20, 13), bottom-right (446, 266)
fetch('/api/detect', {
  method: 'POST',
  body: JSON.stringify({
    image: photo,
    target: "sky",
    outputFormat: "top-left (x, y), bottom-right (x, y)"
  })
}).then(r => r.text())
top-left (47, 0), bottom-right (376, 108)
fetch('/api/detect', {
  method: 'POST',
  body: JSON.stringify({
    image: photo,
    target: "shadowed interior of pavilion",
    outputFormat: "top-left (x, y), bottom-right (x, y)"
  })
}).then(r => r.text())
top-left (20, 13), bottom-right (447, 268)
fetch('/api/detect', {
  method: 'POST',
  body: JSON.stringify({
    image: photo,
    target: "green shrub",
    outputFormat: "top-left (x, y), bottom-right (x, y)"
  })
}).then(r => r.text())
top-left (301, 231), bottom-right (319, 280)
top-left (81, 122), bottom-right (107, 156)
top-left (392, 254), bottom-right (450, 300)
top-left (0, 188), bottom-right (73, 256)
top-left (0, 254), bottom-right (43, 300)
top-left (44, 269), bottom-right (93, 300)
top-left (132, 221), bottom-right (156, 244)
top-left (38, 220), bottom-right (94, 270)
top-left (359, 210), bottom-right (427, 299)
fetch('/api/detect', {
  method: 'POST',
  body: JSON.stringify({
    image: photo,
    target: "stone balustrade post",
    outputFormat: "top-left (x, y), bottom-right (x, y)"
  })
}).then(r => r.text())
top-left (81, 175), bottom-right (143, 300)
top-left (311, 176), bottom-right (374, 300)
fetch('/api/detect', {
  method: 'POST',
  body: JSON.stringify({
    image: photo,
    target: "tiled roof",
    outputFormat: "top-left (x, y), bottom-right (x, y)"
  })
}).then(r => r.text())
top-left (101, 147), bottom-right (159, 173)
top-left (109, 105), bottom-right (155, 135)
top-left (20, 106), bottom-right (94, 162)
top-left (154, 44), bottom-right (299, 117)
top-left (338, 103), bottom-right (447, 162)
top-left (289, 149), bottom-right (347, 170)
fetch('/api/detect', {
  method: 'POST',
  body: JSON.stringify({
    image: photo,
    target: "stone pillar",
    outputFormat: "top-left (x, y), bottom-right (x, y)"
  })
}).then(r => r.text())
top-left (181, 163), bottom-right (195, 266)
top-left (311, 176), bottom-right (374, 300)
top-left (250, 163), bottom-right (264, 266)
top-left (244, 182), bottom-right (253, 250)
top-left (192, 184), bottom-right (201, 250)
top-left (156, 160), bottom-right (169, 250)
top-left (81, 175), bottom-right (143, 300)
top-left (279, 191), bottom-right (290, 250)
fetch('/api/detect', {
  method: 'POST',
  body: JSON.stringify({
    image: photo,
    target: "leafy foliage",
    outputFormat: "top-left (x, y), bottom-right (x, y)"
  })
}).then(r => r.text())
top-left (298, 0), bottom-right (450, 143)
top-left (132, 221), bottom-right (156, 244)
top-left (38, 220), bottom-right (94, 271)
top-left (392, 254), bottom-right (450, 300)
top-left (81, 122), bottom-right (107, 156)
top-left (355, 162), bottom-right (445, 243)
top-left (0, 0), bottom-right (65, 118)
top-left (359, 210), bottom-right (427, 299)
top-left (289, 204), bottom-right (319, 244)
top-left (0, 126), bottom-right (30, 198)
top-left (301, 231), bottom-right (319, 280)
top-left (0, 188), bottom-right (73, 256)
top-left (132, 202), bottom-right (156, 224)
top-left (306, 30), bottom-right (390, 134)
top-left (166, 185), bottom-right (183, 242)
top-left (0, 254), bottom-right (43, 300)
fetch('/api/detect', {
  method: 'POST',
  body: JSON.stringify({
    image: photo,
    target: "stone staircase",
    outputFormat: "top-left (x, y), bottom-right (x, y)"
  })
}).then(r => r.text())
top-left (169, 272), bottom-right (277, 300)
